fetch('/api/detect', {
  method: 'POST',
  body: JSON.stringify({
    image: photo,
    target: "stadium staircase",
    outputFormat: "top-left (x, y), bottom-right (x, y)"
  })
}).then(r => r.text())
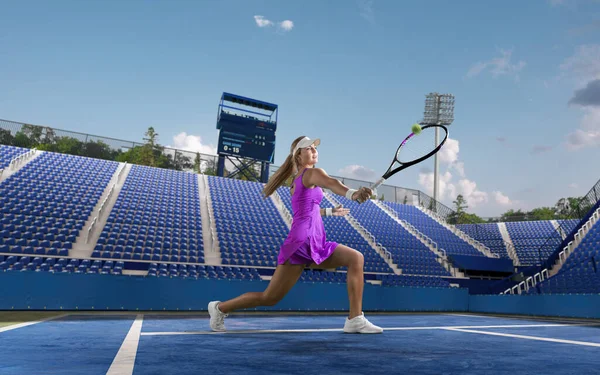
top-left (372, 200), bottom-right (464, 278)
top-left (551, 220), bottom-right (567, 240)
top-left (72, 162), bottom-right (130, 257)
top-left (0, 147), bottom-right (41, 184)
top-left (270, 190), bottom-right (293, 229)
top-left (497, 223), bottom-right (520, 265)
top-left (199, 175), bottom-right (220, 265)
top-left (502, 206), bottom-right (600, 294)
top-left (549, 207), bottom-right (600, 277)
top-left (414, 205), bottom-right (497, 258)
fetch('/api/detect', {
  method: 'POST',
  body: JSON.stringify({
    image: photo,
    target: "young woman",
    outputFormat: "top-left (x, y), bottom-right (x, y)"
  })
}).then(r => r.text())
top-left (208, 136), bottom-right (383, 334)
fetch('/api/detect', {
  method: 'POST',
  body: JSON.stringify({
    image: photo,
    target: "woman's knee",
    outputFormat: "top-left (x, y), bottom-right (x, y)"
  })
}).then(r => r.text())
top-left (343, 247), bottom-right (364, 269)
top-left (353, 250), bottom-right (364, 268)
top-left (260, 292), bottom-right (283, 306)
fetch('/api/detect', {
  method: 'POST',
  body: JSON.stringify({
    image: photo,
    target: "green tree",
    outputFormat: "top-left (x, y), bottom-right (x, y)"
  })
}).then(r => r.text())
top-left (203, 158), bottom-right (218, 176)
top-left (168, 150), bottom-right (193, 171)
top-left (21, 124), bottom-right (43, 145)
top-left (13, 131), bottom-right (33, 148)
top-left (116, 145), bottom-right (145, 164)
top-left (0, 128), bottom-right (15, 145)
top-left (527, 207), bottom-right (556, 221)
top-left (41, 127), bottom-right (57, 145)
top-left (56, 136), bottom-right (85, 155)
top-left (84, 140), bottom-right (118, 160)
top-left (448, 194), bottom-right (468, 224)
top-left (141, 127), bottom-right (159, 166)
top-left (463, 212), bottom-right (485, 223)
top-left (193, 152), bottom-right (202, 174)
top-left (500, 209), bottom-right (527, 222)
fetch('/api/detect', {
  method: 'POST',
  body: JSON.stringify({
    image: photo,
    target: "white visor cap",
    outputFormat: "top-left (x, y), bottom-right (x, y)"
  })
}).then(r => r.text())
top-left (291, 137), bottom-right (321, 156)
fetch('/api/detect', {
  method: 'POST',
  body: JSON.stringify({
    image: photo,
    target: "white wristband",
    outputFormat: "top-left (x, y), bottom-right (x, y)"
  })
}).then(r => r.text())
top-left (345, 189), bottom-right (357, 200)
top-left (325, 208), bottom-right (333, 216)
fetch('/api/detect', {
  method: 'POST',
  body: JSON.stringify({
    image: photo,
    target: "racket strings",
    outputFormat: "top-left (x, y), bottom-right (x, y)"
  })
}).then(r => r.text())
top-left (397, 128), bottom-right (445, 164)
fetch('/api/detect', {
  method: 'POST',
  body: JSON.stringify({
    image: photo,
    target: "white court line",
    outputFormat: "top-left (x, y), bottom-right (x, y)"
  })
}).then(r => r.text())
top-left (107, 314), bottom-right (144, 375)
top-left (140, 323), bottom-right (597, 336)
top-left (0, 314), bottom-right (69, 333)
top-left (444, 313), bottom-right (492, 318)
top-left (445, 328), bottom-right (600, 348)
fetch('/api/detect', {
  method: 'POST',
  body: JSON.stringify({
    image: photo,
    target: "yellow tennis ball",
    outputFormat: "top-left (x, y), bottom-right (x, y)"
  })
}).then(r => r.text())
top-left (411, 123), bottom-right (422, 135)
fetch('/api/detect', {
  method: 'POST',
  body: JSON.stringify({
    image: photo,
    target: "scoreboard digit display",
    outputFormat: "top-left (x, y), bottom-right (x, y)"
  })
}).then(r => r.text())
top-left (217, 115), bottom-right (276, 163)
top-left (216, 92), bottom-right (279, 164)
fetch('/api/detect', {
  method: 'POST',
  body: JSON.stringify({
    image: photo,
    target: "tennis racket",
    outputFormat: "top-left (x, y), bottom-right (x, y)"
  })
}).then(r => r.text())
top-left (359, 124), bottom-right (449, 202)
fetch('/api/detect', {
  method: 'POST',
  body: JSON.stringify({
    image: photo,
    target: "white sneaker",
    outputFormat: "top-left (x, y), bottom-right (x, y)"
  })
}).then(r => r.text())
top-left (208, 301), bottom-right (228, 332)
top-left (343, 313), bottom-right (383, 334)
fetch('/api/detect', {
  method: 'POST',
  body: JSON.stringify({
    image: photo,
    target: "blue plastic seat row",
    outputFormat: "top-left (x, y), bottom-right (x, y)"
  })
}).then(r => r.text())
top-left (0, 245), bottom-right (69, 256)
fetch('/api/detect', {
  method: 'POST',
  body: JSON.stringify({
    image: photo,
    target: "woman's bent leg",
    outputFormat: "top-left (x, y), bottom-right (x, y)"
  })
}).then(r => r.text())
top-left (208, 262), bottom-right (304, 331)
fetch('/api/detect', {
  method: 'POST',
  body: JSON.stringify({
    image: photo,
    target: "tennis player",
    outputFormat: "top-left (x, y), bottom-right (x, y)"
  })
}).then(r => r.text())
top-left (208, 136), bottom-right (383, 334)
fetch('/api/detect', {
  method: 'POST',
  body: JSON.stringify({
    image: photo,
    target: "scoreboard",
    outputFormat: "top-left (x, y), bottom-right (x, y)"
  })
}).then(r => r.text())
top-left (217, 111), bottom-right (276, 163)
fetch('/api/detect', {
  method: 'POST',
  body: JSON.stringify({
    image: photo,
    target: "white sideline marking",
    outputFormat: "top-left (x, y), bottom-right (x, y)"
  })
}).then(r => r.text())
top-left (0, 314), bottom-right (68, 333)
top-left (444, 313), bottom-right (490, 318)
top-left (107, 314), bottom-right (144, 375)
top-left (445, 328), bottom-right (600, 348)
top-left (140, 323), bottom-right (595, 336)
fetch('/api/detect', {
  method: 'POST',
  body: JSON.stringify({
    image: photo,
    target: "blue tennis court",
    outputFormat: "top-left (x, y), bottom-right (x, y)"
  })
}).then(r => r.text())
top-left (1, 312), bottom-right (599, 374)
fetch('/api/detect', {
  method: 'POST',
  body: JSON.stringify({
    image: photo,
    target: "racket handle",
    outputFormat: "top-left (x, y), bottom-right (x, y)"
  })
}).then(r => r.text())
top-left (370, 177), bottom-right (386, 190)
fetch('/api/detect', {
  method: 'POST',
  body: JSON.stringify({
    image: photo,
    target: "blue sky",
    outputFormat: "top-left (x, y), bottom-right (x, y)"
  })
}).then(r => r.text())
top-left (1, 0), bottom-right (599, 216)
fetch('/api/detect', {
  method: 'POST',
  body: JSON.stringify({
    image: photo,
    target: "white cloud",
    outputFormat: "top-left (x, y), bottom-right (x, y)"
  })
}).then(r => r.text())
top-left (417, 137), bottom-right (519, 211)
top-left (566, 107), bottom-right (600, 150)
top-left (254, 15), bottom-right (294, 32)
top-left (338, 165), bottom-right (376, 180)
top-left (418, 170), bottom-right (456, 201)
top-left (450, 161), bottom-right (465, 178)
top-left (417, 171), bottom-right (490, 208)
top-left (278, 20), bottom-right (294, 32)
top-left (254, 15), bottom-right (273, 28)
top-left (439, 137), bottom-right (460, 164)
top-left (457, 179), bottom-right (489, 207)
top-left (569, 183), bottom-right (579, 189)
top-left (560, 44), bottom-right (600, 85)
top-left (493, 191), bottom-right (512, 206)
top-left (169, 132), bottom-right (217, 155)
top-left (466, 49), bottom-right (526, 81)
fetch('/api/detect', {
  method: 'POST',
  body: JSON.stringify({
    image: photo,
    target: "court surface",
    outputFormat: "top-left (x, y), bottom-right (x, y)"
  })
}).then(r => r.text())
top-left (1, 312), bottom-right (599, 374)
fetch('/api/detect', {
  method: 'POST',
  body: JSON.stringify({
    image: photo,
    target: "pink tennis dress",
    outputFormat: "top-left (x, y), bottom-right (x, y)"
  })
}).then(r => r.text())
top-left (277, 169), bottom-right (338, 265)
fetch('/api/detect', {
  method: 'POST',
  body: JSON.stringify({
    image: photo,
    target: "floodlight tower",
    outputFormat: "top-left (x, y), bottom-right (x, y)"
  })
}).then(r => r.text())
top-left (421, 93), bottom-right (455, 208)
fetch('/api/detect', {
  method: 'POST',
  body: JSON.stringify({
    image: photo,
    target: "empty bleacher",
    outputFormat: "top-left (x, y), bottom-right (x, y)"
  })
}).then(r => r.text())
top-left (0, 151), bottom-right (118, 257)
top-left (147, 263), bottom-right (262, 281)
top-left (455, 223), bottom-right (510, 259)
top-left (528, 219), bottom-right (600, 294)
top-left (94, 165), bottom-right (203, 263)
top-left (377, 274), bottom-right (452, 288)
top-left (336, 199), bottom-right (449, 276)
top-left (505, 221), bottom-right (563, 266)
top-left (383, 202), bottom-right (483, 257)
top-left (0, 145), bottom-right (30, 170)
top-left (0, 254), bottom-right (124, 275)
top-left (559, 219), bottom-right (579, 237)
top-left (209, 176), bottom-right (288, 267)
top-left (6, 145), bottom-right (600, 293)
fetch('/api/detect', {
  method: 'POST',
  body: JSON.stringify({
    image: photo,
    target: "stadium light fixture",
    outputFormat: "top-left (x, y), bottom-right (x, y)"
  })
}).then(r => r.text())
top-left (420, 93), bottom-right (455, 209)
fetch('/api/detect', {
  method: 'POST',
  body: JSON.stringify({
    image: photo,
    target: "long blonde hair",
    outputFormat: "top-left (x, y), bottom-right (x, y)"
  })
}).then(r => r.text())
top-left (263, 135), bottom-right (306, 197)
